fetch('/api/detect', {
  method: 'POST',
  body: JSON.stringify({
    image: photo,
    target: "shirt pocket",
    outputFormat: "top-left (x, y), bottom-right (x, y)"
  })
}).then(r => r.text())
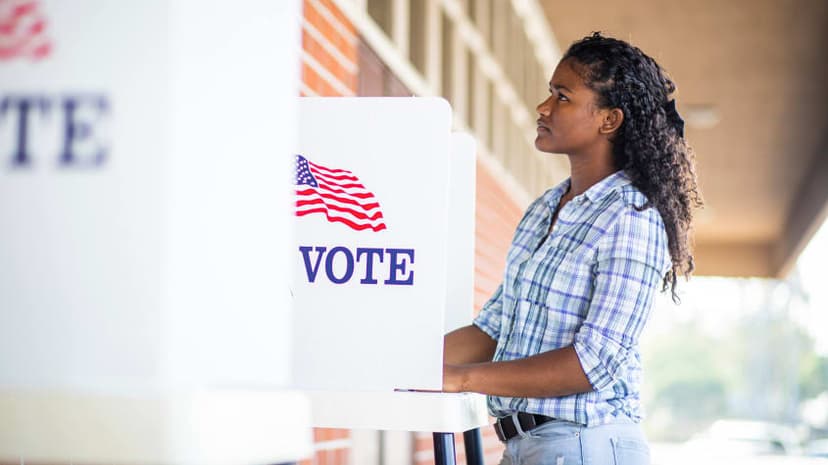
top-left (524, 247), bottom-right (593, 313)
top-left (513, 299), bottom-right (583, 354)
top-left (509, 247), bottom-right (592, 357)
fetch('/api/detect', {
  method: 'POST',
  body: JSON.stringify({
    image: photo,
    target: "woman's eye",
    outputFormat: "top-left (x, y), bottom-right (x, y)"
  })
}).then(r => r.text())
top-left (548, 89), bottom-right (567, 101)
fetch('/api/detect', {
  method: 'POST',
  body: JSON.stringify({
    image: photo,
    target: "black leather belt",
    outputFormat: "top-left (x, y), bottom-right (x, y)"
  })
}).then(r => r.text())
top-left (494, 412), bottom-right (556, 442)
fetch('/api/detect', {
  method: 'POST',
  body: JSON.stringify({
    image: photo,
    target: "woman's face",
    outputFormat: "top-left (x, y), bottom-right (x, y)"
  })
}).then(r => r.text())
top-left (535, 58), bottom-right (607, 155)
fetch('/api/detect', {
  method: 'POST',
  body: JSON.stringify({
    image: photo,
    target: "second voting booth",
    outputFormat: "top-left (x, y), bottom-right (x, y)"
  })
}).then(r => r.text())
top-left (293, 98), bottom-right (489, 465)
top-left (1, 2), bottom-right (311, 464)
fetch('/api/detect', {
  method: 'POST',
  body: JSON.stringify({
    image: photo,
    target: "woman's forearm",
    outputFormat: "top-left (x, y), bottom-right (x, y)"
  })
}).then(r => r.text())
top-left (443, 345), bottom-right (593, 398)
top-left (443, 325), bottom-right (497, 365)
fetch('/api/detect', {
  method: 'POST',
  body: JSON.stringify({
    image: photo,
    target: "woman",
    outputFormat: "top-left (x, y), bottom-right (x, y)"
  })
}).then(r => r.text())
top-left (442, 32), bottom-right (702, 464)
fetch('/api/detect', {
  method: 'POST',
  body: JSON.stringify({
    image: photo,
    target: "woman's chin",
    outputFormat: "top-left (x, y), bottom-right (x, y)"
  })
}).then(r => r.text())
top-left (534, 138), bottom-right (557, 153)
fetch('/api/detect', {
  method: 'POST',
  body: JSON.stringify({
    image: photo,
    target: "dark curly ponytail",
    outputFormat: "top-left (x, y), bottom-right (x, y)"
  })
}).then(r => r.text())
top-left (563, 32), bottom-right (703, 303)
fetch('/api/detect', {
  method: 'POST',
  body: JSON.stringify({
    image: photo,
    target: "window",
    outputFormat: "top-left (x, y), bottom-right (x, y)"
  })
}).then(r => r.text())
top-left (441, 11), bottom-right (454, 105)
top-left (367, 0), bottom-right (393, 38)
top-left (409, 0), bottom-right (427, 75)
top-left (470, 0), bottom-right (490, 39)
top-left (491, 0), bottom-right (506, 65)
top-left (456, 41), bottom-right (469, 122)
top-left (487, 80), bottom-right (496, 152)
top-left (467, 49), bottom-right (477, 133)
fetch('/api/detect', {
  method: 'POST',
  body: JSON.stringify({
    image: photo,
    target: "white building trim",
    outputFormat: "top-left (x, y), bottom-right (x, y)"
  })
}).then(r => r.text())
top-left (313, 438), bottom-right (352, 451)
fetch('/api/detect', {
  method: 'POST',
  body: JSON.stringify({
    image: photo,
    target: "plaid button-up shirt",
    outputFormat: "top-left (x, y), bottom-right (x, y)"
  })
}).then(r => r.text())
top-left (473, 170), bottom-right (671, 426)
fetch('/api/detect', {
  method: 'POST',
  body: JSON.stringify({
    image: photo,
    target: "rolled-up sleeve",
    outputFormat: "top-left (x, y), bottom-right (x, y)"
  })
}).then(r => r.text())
top-left (473, 283), bottom-right (504, 340)
top-left (573, 207), bottom-right (669, 391)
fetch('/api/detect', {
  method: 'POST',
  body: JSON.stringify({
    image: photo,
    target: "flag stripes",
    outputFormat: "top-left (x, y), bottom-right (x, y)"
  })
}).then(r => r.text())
top-left (0, 0), bottom-right (52, 61)
top-left (294, 154), bottom-right (387, 232)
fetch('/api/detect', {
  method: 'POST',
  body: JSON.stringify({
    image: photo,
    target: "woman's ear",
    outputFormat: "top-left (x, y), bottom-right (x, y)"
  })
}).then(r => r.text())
top-left (599, 108), bottom-right (624, 135)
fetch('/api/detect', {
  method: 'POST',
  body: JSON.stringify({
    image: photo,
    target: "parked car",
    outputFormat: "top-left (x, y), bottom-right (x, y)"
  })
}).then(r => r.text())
top-left (651, 420), bottom-right (828, 464)
top-left (684, 419), bottom-right (804, 456)
top-left (806, 438), bottom-right (828, 458)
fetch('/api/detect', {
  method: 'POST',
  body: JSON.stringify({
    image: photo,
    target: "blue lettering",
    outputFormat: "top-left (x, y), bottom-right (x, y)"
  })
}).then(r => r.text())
top-left (384, 248), bottom-right (414, 285)
top-left (60, 95), bottom-right (109, 167)
top-left (0, 93), bottom-right (109, 170)
top-left (356, 247), bottom-right (384, 284)
top-left (299, 246), bottom-right (326, 282)
top-left (325, 246), bottom-right (355, 284)
top-left (298, 245), bottom-right (416, 285)
top-left (0, 96), bottom-right (51, 168)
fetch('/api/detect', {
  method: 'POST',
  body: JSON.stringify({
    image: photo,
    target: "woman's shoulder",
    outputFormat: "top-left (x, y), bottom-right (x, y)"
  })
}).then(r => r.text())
top-left (596, 186), bottom-right (670, 269)
top-left (600, 182), bottom-right (664, 226)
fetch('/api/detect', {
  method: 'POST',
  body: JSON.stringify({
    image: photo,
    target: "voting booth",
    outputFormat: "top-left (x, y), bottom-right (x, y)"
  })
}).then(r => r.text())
top-left (292, 98), bottom-right (488, 464)
top-left (0, 1), bottom-right (310, 464)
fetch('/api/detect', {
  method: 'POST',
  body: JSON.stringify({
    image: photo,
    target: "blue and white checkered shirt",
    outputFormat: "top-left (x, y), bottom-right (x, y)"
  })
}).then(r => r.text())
top-left (473, 170), bottom-right (671, 426)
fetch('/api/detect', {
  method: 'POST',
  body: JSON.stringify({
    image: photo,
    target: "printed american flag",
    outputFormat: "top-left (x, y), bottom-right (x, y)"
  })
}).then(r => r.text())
top-left (294, 154), bottom-right (387, 232)
top-left (0, 0), bottom-right (52, 61)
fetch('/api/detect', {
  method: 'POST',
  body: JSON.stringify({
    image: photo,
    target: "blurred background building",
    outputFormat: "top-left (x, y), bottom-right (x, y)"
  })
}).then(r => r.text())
top-left (298, 0), bottom-right (828, 464)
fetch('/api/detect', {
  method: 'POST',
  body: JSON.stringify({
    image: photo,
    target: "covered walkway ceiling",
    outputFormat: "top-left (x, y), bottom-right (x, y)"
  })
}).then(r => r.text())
top-left (539, 0), bottom-right (828, 277)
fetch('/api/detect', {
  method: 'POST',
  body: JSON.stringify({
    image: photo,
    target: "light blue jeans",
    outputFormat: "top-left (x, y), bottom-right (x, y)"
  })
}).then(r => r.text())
top-left (497, 417), bottom-right (650, 465)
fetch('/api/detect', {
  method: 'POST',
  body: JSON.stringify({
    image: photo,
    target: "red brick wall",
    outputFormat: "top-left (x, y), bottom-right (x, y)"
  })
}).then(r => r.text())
top-left (301, 427), bottom-right (352, 465)
top-left (300, 0), bottom-right (358, 97)
top-left (299, 1), bottom-right (524, 464)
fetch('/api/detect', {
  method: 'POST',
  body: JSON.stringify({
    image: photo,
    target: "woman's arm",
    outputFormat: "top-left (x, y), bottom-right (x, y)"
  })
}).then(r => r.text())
top-left (443, 325), bottom-right (497, 365)
top-left (443, 345), bottom-right (592, 397)
top-left (444, 209), bottom-right (668, 399)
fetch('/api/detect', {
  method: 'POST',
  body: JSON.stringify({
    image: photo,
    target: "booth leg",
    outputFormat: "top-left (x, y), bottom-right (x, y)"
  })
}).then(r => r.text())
top-left (433, 432), bottom-right (457, 465)
top-left (463, 427), bottom-right (484, 465)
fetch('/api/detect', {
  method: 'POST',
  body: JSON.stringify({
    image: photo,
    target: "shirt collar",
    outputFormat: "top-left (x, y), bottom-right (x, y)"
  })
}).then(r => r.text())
top-left (582, 170), bottom-right (632, 203)
top-left (542, 170), bottom-right (632, 208)
top-left (542, 177), bottom-right (571, 209)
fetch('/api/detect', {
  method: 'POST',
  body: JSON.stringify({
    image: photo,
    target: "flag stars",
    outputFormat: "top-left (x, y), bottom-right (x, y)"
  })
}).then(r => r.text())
top-left (294, 154), bottom-right (318, 187)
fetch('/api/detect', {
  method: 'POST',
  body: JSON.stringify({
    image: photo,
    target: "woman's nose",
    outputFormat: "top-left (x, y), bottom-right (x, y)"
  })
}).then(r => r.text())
top-left (536, 96), bottom-right (553, 116)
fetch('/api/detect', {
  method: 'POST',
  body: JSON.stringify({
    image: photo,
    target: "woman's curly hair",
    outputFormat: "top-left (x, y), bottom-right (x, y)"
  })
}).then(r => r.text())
top-left (563, 32), bottom-right (703, 302)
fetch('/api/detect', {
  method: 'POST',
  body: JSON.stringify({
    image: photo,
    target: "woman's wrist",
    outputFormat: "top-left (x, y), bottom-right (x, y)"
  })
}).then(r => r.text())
top-left (443, 363), bottom-right (473, 393)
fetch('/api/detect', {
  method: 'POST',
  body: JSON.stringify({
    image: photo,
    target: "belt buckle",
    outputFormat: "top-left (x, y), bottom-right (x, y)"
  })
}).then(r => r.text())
top-left (519, 412), bottom-right (538, 431)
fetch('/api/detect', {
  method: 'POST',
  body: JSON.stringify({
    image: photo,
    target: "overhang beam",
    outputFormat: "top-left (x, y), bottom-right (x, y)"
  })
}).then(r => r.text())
top-left (694, 242), bottom-right (773, 278)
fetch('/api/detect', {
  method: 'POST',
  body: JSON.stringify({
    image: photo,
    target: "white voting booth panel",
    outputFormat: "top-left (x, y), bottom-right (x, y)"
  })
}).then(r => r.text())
top-left (293, 99), bottom-right (486, 432)
top-left (0, 1), bottom-right (310, 464)
top-left (445, 132), bottom-right (477, 334)
top-left (293, 97), bottom-right (451, 392)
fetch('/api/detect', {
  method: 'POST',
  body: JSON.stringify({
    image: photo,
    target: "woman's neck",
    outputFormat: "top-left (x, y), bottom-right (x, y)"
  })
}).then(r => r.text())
top-left (565, 151), bottom-right (616, 199)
